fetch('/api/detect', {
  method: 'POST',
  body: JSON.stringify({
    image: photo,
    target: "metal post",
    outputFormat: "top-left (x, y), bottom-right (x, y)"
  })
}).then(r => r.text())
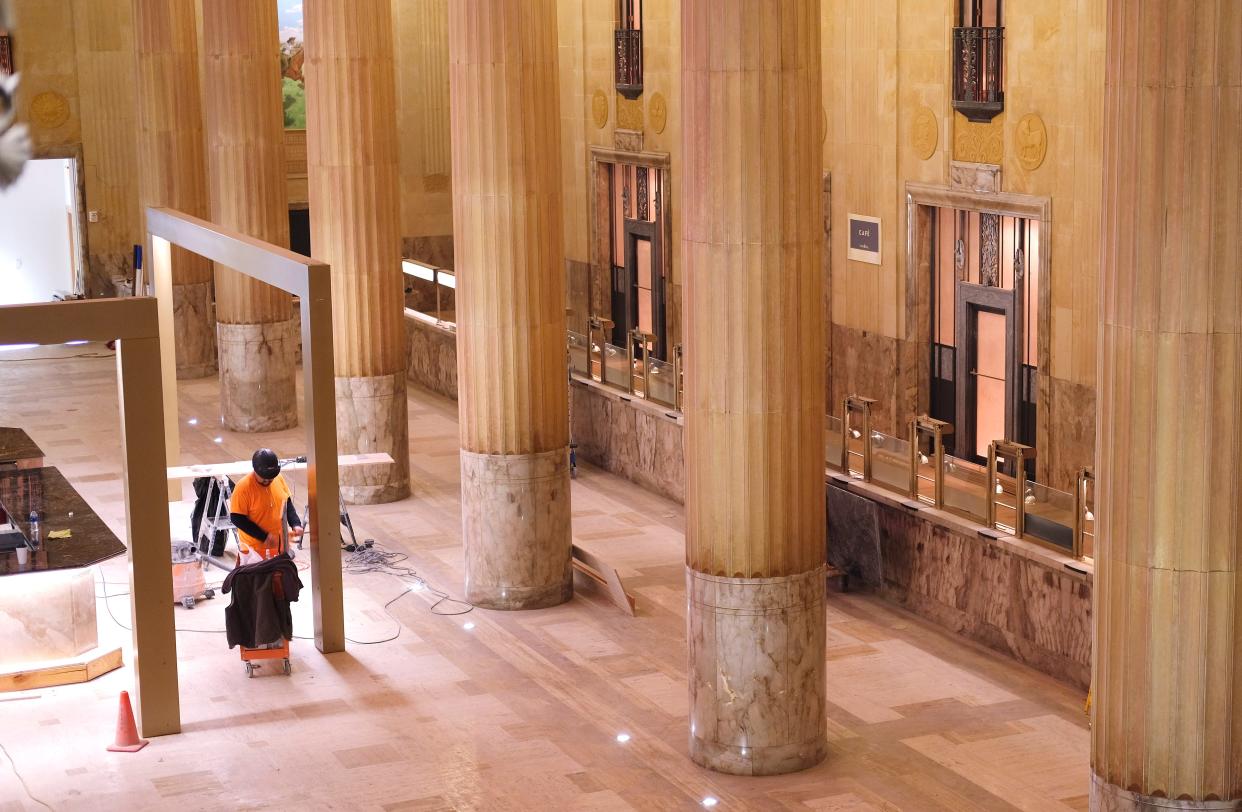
top-left (842, 395), bottom-right (876, 481)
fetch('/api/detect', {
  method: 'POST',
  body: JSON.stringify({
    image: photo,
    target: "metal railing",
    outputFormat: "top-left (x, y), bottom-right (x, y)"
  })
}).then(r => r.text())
top-left (573, 318), bottom-right (680, 410)
top-left (401, 259), bottom-right (456, 331)
top-left (826, 399), bottom-right (1093, 560)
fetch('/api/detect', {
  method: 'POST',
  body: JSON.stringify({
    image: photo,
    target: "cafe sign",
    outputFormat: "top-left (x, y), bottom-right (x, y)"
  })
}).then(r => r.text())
top-left (847, 214), bottom-right (881, 265)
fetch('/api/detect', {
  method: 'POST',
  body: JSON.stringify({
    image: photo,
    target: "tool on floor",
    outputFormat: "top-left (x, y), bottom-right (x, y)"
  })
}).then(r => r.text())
top-left (105, 691), bottom-right (148, 752)
top-left (170, 539), bottom-right (216, 609)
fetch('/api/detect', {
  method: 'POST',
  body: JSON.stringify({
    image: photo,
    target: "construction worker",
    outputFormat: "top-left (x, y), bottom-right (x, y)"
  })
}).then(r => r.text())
top-left (229, 448), bottom-right (304, 565)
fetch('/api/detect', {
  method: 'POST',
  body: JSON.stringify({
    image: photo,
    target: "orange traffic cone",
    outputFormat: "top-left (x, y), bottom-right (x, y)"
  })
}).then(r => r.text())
top-left (106, 691), bottom-right (149, 753)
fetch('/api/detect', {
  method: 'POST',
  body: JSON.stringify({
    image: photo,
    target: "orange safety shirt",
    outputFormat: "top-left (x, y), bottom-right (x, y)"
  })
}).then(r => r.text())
top-left (230, 472), bottom-right (293, 559)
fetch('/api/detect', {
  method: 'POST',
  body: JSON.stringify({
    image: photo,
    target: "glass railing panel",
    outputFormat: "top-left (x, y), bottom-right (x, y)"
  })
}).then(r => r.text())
top-left (825, 416), bottom-right (843, 471)
top-left (871, 432), bottom-right (911, 495)
top-left (567, 331), bottom-right (590, 376)
top-left (942, 455), bottom-right (988, 522)
top-left (647, 357), bottom-right (676, 406)
top-left (991, 470), bottom-right (1022, 534)
top-left (603, 343), bottom-right (629, 389)
top-left (1023, 481), bottom-right (1075, 551)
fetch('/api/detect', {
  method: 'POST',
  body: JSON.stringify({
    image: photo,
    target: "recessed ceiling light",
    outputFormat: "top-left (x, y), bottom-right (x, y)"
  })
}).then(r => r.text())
top-left (702, 798), bottom-right (719, 808)
top-left (615, 733), bottom-right (631, 743)
top-left (463, 621), bottom-right (475, 630)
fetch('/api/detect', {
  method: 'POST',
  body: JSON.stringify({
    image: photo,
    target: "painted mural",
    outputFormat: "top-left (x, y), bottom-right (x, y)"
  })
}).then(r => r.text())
top-left (279, 1), bottom-right (304, 128)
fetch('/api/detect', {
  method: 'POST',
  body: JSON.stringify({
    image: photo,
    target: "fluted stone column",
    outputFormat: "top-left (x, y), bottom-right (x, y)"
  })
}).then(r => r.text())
top-left (132, 0), bottom-right (216, 378)
top-left (304, 0), bottom-right (410, 503)
top-left (202, 0), bottom-right (297, 432)
top-left (682, 0), bottom-right (827, 776)
top-left (448, 0), bottom-right (572, 610)
top-left (1091, 2), bottom-right (1242, 809)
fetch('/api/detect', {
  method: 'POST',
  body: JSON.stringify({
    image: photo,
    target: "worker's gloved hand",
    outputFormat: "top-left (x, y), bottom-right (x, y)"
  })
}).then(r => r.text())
top-left (289, 527), bottom-right (305, 541)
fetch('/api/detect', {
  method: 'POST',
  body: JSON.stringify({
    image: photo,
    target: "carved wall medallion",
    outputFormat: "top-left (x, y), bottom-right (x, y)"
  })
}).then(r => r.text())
top-left (1015, 113), bottom-right (1048, 171)
top-left (911, 106), bottom-right (938, 160)
top-left (29, 90), bottom-right (69, 130)
top-left (616, 94), bottom-right (644, 131)
top-left (591, 89), bottom-right (609, 130)
top-left (953, 112), bottom-right (1003, 165)
top-left (648, 92), bottom-right (667, 134)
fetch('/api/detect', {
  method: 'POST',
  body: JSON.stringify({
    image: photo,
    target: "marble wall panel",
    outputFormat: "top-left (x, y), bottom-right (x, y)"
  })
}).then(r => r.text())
top-left (85, 251), bottom-right (129, 298)
top-left (825, 484), bottom-right (882, 587)
top-left (828, 323), bottom-right (901, 434)
top-left (566, 259), bottom-right (591, 335)
top-left (405, 319), bottom-right (458, 401)
top-left (402, 235), bottom-right (455, 270)
top-left (571, 381), bottom-right (684, 504)
top-left (1044, 377), bottom-right (1096, 493)
top-left (872, 503), bottom-right (1091, 689)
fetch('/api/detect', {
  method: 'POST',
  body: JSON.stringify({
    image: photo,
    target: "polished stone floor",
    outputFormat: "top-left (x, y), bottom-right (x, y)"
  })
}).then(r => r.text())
top-left (0, 343), bottom-right (1090, 811)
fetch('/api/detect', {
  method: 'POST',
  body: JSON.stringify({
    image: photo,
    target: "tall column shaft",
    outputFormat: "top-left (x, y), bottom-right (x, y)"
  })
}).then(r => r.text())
top-left (132, 0), bottom-right (216, 378)
top-left (202, 0), bottom-right (297, 433)
top-left (1092, 2), bottom-right (1242, 809)
top-left (448, 0), bottom-right (571, 610)
top-left (304, 0), bottom-right (410, 504)
top-left (682, 0), bottom-right (826, 775)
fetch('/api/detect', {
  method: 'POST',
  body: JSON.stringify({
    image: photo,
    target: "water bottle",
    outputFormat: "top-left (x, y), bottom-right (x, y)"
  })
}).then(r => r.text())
top-left (28, 510), bottom-right (40, 546)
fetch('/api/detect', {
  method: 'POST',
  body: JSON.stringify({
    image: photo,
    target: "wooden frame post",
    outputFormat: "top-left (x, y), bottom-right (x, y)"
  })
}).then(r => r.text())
top-left (0, 298), bottom-right (179, 736)
top-left (146, 207), bottom-right (344, 653)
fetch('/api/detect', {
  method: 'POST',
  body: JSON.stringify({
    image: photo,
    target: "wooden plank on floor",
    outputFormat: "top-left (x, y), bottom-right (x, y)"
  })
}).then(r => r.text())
top-left (0, 647), bottom-right (123, 692)
top-left (572, 544), bottom-right (636, 616)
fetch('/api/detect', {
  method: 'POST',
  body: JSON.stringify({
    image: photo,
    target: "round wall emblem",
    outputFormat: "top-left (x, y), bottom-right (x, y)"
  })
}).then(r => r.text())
top-left (1015, 113), bottom-right (1048, 171)
top-left (30, 91), bottom-right (70, 130)
top-left (911, 106), bottom-right (938, 160)
top-left (648, 92), bottom-right (667, 134)
top-left (591, 89), bottom-right (609, 130)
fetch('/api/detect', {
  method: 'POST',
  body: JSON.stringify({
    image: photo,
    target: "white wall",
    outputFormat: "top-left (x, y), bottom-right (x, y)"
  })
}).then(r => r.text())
top-left (0, 159), bottom-right (75, 305)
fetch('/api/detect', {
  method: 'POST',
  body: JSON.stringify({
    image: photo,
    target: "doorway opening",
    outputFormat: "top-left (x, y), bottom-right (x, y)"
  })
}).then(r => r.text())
top-left (603, 160), bottom-right (667, 360)
top-left (0, 157), bottom-right (84, 305)
top-left (929, 206), bottom-right (1039, 473)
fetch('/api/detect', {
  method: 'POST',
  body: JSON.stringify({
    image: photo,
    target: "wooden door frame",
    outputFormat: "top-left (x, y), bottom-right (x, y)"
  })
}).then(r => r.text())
top-left (623, 218), bottom-right (665, 358)
top-left (954, 282), bottom-right (1017, 463)
top-left (587, 146), bottom-right (671, 350)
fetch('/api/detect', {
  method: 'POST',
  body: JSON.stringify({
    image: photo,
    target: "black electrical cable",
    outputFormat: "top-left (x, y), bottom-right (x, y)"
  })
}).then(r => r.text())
top-left (0, 739), bottom-right (56, 811)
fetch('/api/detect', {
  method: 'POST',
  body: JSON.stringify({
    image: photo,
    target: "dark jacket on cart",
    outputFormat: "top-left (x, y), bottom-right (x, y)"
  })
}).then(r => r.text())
top-left (222, 555), bottom-right (303, 649)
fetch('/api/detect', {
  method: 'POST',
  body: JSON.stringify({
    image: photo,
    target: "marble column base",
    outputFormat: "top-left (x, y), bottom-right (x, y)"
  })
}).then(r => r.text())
top-left (335, 372), bottom-right (411, 504)
top-left (173, 281), bottom-right (218, 379)
top-left (217, 320), bottom-right (298, 432)
top-left (1091, 774), bottom-right (1240, 811)
top-left (687, 566), bottom-right (828, 776)
top-left (0, 569), bottom-right (98, 667)
top-left (461, 448), bottom-right (572, 610)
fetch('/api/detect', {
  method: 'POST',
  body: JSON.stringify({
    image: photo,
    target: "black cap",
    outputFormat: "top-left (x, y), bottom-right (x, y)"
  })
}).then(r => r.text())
top-left (252, 448), bottom-right (280, 479)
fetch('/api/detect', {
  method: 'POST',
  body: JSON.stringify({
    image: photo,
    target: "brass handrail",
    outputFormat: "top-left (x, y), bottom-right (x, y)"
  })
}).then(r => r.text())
top-left (910, 415), bottom-right (952, 507)
top-left (1073, 466), bottom-right (1095, 559)
top-left (986, 439), bottom-right (1034, 537)
top-left (842, 395), bottom-right (877, 481)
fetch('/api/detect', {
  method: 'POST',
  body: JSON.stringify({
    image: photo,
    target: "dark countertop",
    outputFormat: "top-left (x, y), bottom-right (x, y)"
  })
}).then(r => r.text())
top-left (0, 466), bottom-right (125, 574)
top-left (0, 427), bottom-right (44, 466)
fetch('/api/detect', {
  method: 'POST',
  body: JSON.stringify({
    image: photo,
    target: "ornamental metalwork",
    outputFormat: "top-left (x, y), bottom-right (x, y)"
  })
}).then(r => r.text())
top-left (953, 26), bottom-right (1004, 122)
